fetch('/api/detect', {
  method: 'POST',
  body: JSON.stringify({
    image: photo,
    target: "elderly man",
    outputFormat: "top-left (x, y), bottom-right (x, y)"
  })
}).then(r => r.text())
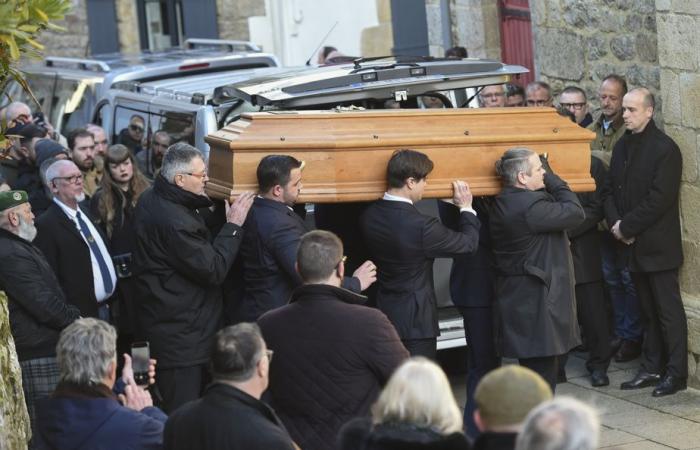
top-left (35, 318), bottom-right (167, 449)
top-left (478, 84), bottom-right (506, 108)
top-left (360, 149), bottom-right (480, 359)
top-left (164, 323), bottom-right (296, 449)
top-left (238, 155), bottom-right (374, 322)
top-left (472, 365), bottom-right (552, 450)
top-left (259, 230), bottom-right (409, 450)
top-left (133, 142), bottom-right (254, 412)
top-left (4, 101), bottom-right (33, 127)
top-left (34, 159), bottom-right (116, 320)
top-left (603, 88), bottom-right (686, 397)
top-left (0, 190), bottom-right (80, 434)
top-left (490, 148), bottom-right (584, 390)
top-left (515, 397), bottom-right (600, 450)
top-left (136, 129), bottom-right (171, 180)
top-left (67, 128), bottom-right (100, 197)
top-left (526, 81), bottom-right (553, 107)
top-left (559, 86), bottom-right (592, 127)
top-left (86, 124), bottom-right (109, 157)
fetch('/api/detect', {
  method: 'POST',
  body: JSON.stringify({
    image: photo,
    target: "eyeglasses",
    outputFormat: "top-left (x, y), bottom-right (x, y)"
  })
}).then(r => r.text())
top-left (53, 174), bottom-right (84, 184)
top-left (265, 349), bottom-right (274, 363)
top-left (560, 102), bottom-right (587, 110)
top-left (129, 124), bottom-right (144, 133)
top-left (527, 99), bottom-right (552, 106)
top-left (183, 171), bottom-right (207, 179)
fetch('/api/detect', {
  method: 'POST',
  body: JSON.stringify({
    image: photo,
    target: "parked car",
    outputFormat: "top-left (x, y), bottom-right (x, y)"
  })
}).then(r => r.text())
top-left (1, 38), bottom-right (279, 136)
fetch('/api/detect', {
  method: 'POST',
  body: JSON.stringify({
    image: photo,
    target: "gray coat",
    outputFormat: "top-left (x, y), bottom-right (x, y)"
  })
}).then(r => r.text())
top-left (490, 173), bottom-right (585, 359)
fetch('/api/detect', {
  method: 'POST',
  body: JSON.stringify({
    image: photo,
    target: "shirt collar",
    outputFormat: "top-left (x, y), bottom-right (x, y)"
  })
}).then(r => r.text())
top-left (383, 192), bottom-right (413, 205)
top-left (53, 197), bottom-right (81, 219)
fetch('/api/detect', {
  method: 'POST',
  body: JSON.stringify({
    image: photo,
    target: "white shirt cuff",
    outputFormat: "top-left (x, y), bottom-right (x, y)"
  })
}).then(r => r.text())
top-left (460, 207), bottom-right (477, 216)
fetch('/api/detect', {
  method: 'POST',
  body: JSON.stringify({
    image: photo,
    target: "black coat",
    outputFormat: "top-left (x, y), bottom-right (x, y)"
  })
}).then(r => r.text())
top-left (258, 284), bottom-right (409, 450)
top-left (360, 200), bottom-right (480, 339)
top-left (338, 418), bottom-right (471, 450)
top-left (238, 197), bottom-right (359, 321)
top-left (163, 383), bottom-right (295, 450)
top-left (602, 120), bottom-right (683, 272)
top-left (0, 228), bottom-right (80, 360)
top-left (490, 173), bottom-right (585, 358)
top-left (132, 176), bottom-right (243, 369)
top-left (472, 432), bottom-right (516, 450)
top-left (34, 202), bottom-right (108, 318)
top-left (568, 156), bottom-right (607, 285)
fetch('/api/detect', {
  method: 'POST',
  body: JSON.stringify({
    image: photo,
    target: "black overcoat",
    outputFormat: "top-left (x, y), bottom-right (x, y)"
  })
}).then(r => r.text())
top-left (490, 173), bottom-right (585, 358)
top-left (601, 120), bottom-right (683, 272)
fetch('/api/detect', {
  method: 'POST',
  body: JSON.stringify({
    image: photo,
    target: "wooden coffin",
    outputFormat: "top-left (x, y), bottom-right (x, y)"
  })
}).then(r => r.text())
top-left (204, 107), bottom-right (596, 202)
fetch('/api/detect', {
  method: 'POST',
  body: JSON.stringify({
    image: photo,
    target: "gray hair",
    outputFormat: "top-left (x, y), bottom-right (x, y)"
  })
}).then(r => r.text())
top-left (209, 323), bottom-right (265, 383)
top-left (160, 142), bottom-right (203, 183)
top-left (495, 147), bottom-right (536, 187)
top-left (45, 159), bottom-right (78, 186)
top-left (5, 101), bottom-right (31, 122)
top-left (56, 318), bottom-right (117, 385)
top-left (515, 397), bottom-right (600, 450)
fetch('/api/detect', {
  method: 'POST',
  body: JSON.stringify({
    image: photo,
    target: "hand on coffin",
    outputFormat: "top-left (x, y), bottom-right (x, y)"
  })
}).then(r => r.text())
top-left (353, 260), bottom-right (378, 291)
top-left (452, 180), bottom-right (473, 209)
top-left (226, 191), bottom-right (255, 225)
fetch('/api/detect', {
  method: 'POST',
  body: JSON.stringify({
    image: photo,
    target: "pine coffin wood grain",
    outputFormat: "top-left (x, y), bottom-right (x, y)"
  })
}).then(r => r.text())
top-left (204, 107), bottom-right (596, 202)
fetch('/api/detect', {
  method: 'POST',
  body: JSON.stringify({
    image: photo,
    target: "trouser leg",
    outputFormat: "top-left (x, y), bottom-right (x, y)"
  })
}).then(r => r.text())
top-left (156, 364), bottom-right (207, 413)
top-left (646, 269), bottom-right (687, 378)
top-left (519, 355), bottom-right (559, 394)
top-left (631, 272), bottom-right (664, 374)
top-left (576, 281), bottom-right (612, 372)
top-left (402, 338), bottom-right (437, 360)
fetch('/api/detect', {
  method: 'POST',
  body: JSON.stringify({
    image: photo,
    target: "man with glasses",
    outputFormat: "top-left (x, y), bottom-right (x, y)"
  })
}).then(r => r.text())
top-left (133, 142), bottom-right (255, 412)
top-left (34, 159), bottom-right (116, 319)
top-left (559, 86), bottom-right (593, 127)
top-left (526, 81), bottom-right (554, 107)
top-left (258, 230), bottom-right (409, 450)
top-left (118, 114), bottom-right (146, 155)
top-left (67, 128), bottom-right (100, 198)
top-left (478, 84), bottom-right (506, 108)
top-left (136, 129), bottom-right (171, 180)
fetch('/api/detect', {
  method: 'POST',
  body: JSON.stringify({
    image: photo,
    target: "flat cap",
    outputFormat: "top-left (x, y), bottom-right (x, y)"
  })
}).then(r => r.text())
top-left (0, 190), bottom-right (29, 212)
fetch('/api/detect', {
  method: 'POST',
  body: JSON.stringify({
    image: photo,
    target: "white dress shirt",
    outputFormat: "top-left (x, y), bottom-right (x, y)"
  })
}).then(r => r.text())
top-left (382, 192), bottom-right (477, 216)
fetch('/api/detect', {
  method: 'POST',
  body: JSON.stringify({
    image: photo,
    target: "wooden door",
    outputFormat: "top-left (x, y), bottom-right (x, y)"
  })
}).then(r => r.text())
top-left (499, 0), bottom-right (535, 87)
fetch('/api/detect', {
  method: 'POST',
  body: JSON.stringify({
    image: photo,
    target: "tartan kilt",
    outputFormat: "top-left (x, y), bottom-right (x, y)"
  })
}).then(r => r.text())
top-left (20, 356), bottom-right (60, 425)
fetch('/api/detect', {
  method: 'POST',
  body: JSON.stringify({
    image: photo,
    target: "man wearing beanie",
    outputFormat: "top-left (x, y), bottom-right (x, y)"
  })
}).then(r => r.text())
top-left (0, 190), bottom-right (80, 438)
top-left (473, 365), bottom-right (553, 450)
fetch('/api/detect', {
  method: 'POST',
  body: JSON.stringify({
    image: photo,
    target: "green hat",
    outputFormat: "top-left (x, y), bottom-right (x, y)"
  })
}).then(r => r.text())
top-left (474, 365), bottom-right (553, 428)
top-left (0, 190), bottom-right (29, 212)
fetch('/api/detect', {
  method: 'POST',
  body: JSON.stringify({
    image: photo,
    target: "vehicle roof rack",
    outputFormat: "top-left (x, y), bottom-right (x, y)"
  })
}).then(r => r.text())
top-left (45, 56), bottom-right (111, 72)
top-left (113, 81), bottom-right (208, 105)
top-left (184, 38), bottom-right (261, 53)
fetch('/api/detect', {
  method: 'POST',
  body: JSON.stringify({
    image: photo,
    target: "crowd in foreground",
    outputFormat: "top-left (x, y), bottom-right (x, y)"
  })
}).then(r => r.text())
top-left (0, 58), bottom-right (686, 449)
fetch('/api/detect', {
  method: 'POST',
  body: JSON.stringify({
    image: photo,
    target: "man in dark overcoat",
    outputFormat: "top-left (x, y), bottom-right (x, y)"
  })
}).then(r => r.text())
top-left (132, 143), bottom-right (254, 412)
top-left (490, 147), bottom-right (585, 391)
top-left (258, 230), bottom-right (409, 450)
top-left (360, 149), bottom-right (481, 359)
top-left (602, 87), bottom-right (687, 397)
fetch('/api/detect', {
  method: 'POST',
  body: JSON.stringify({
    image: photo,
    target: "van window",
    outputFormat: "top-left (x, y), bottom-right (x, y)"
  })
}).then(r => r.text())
top-left (56, 78), bottom-right (100, 135)
top-left (151, 111), bottom-right (195, 146)
top-left (2, 74), bottom-right (55, 120)
top-left (114, 106), bottom-right (149, 154)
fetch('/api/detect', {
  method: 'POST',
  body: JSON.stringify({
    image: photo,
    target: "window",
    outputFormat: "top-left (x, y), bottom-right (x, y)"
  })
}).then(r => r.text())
top-left (138, 0), bottom-right (184, 51)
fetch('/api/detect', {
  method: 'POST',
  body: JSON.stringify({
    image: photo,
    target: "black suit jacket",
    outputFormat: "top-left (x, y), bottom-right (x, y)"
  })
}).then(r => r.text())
top-left (238, 197), bottom-right (360, 321)
top-left (34, 202), bottom-right (107, 317)
top-left (602, 120), bottom-right (683, 272)
top-left (360, 199), bottom-right (480, 340)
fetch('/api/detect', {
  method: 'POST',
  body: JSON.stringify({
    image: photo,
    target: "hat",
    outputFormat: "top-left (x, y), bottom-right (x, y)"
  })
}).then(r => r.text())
top-left (5, 122), bottom-right (27, 136)
top-left (35, 139), bottom-right (69, 167)
top-left (0, 190), bottom-right (29, 212)
top-left (474, 365), bottom-right (553, 428)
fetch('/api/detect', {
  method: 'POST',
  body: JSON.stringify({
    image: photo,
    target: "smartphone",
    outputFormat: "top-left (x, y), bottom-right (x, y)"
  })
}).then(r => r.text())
top-left (131, 341), bottom-right (150, 386)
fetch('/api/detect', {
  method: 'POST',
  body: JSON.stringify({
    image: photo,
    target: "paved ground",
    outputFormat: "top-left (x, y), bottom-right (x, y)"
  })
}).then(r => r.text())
top-left (449, 352), bottom-right (700, 449)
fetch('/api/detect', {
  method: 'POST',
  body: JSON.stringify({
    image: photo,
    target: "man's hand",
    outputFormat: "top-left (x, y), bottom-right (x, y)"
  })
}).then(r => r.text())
top-left (121, 353), bottom-right (156, 387)
top-left (118, 384), bottom-right (154, 412)
top-left (226, 191), bottom-right (255, 225)
top-left (353, 260), bottom-right (378, 291)
top-left (452, 181), bottom-right (473, 209)
top-left (611, 220), bottom-right (635, 245)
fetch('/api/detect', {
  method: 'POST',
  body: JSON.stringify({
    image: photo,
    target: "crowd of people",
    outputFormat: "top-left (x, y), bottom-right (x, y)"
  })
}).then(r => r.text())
top-left (0, 62), bottom-right (685, 450)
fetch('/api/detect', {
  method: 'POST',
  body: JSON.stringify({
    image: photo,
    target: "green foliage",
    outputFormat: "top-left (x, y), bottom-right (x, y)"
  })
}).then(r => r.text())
top-left (0, 0), bottom-right (71, 152)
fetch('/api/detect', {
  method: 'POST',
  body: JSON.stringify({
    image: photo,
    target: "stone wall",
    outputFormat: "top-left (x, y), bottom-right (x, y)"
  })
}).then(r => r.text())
top-left (360, 0), bottom-right (394, 57)
top-left (656, 1), bottom-right (700, 388)
top-left (530, 0), bottom-right (659, 114)
top-left (40, 0), bottom-right (90, 57)
top-left (216, 0), bottom-right (265, 41)
top-left (449, 0), bottom-right (501, 59)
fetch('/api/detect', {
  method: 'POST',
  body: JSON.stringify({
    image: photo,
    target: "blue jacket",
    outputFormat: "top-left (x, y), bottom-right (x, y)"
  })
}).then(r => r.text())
top-left (35, 387), bottom-right (167, 450)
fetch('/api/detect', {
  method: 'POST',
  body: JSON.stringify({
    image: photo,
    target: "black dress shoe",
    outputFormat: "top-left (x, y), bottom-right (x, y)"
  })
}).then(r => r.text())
top-left (620, 371), bottom-right (661, 390)
top-left (591, 370), bottom-right (610, 387)
top-left (652, 374), bottom-right (687, 397)
top-left (615, 340), bottom-right (642, 362)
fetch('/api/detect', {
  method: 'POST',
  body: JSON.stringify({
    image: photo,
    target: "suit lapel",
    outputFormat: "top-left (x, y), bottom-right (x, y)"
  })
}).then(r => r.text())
top-left (50, 203), bottom-right (85, 243)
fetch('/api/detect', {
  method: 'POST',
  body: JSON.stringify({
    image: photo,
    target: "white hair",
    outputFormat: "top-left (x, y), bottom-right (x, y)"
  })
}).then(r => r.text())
top-left (515, 396), bottom-right (600, 450)
top-left (57, 318), bottom-right (117, 385)
top-left (5, 101), bottom-right (31, 122)
top-left (45, 159), bottom-right (78, 185)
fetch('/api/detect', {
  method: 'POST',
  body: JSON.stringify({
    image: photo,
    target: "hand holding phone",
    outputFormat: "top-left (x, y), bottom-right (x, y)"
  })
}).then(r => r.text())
top-left (130, 341), bottom-right (150, 386)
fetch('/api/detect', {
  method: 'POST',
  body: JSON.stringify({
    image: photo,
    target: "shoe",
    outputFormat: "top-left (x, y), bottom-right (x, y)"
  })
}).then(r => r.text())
top-left (620, 371), bottom-right (661, 390)
top-left (652, 374), bottom-right (687, 397)
top-left (591, 370), bottom-right (610, 387)
top-left (615, 340), bottom-right (642, 362)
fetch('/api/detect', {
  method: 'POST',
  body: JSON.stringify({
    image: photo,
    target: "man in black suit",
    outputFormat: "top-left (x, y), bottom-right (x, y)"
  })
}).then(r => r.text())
top-left (360, 149), bottom-right (480, 359)
top-left (237, 155), bottom-right (376, 322)
top-left (602, 88), bottom-right (687, 397)
top-left (34, 159), bottom-right (116, 320)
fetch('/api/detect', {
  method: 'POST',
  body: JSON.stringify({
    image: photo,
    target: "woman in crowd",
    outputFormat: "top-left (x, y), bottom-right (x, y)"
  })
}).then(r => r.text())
top-left (338, 357), bottom-right (471, 450)
top-left (91, 144), bottom-right (150, 350)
